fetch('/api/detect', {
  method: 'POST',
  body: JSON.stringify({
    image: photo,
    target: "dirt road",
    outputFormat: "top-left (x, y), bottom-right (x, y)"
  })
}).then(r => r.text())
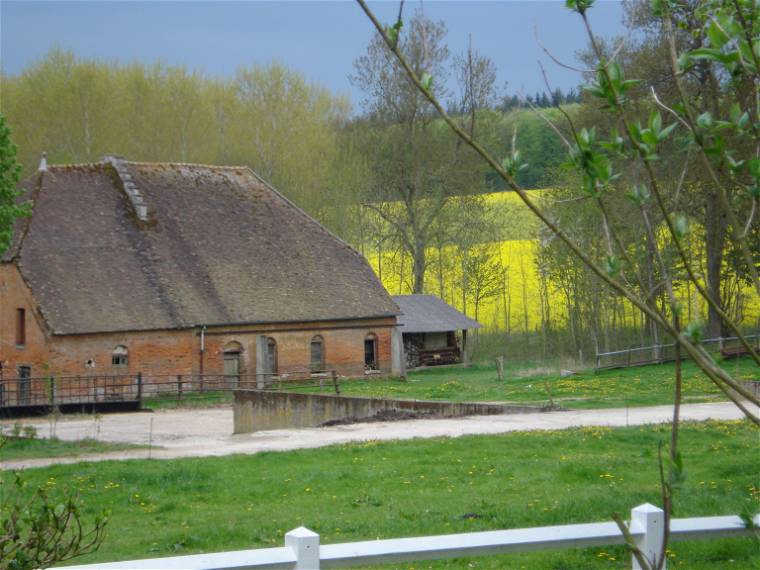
top-left (0, 401), bottom-right (750, 470)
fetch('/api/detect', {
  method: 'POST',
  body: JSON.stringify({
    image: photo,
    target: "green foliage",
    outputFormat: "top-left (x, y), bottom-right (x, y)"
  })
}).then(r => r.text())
top-left (1, 50), bottom-right (349, 230)
top-left (0, 114), bottom-right (30, 256)
top-left (489, 107), bottom-right (573, 188)
top-left (0, 438), bottom-right (109, 569)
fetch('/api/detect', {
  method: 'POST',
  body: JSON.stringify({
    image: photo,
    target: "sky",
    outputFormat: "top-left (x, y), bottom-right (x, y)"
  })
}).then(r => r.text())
top-left (1, 1), bottom-right (627, 109)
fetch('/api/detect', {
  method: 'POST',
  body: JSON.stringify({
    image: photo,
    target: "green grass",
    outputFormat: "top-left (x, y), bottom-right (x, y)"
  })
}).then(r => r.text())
top-left (15, 420), bottom-right (760, 569)
top-left (141, 391), bottom-right (234, 410)
top-left (323, 358), bottom-right (759, 409)
top-left (140, 358), bottom-right (757, 411)
top-left (0, 437), bottom-right (145, 461)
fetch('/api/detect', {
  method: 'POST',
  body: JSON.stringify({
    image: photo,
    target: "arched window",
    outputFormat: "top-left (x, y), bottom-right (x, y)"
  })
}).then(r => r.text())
top-left (265, 337), bottom-right (278, 375)
top-left (364, 333), bottom-right (378, 371)
top-left (310, 335), bottom-right (325, 373)
top-left (112, 345), bottom-right (128, 366)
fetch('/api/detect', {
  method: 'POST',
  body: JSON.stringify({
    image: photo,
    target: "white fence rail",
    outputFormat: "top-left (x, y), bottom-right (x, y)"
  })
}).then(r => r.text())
top-left (64, 504), bottom-right (758, 570)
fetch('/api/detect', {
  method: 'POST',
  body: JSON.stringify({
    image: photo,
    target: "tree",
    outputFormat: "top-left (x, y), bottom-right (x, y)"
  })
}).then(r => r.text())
top-left (0, 114), bottom-right (30, 256)
top-left (355, 1), bottom-right (759, 568)
top-left (352, 10), bottom-right (496, 293)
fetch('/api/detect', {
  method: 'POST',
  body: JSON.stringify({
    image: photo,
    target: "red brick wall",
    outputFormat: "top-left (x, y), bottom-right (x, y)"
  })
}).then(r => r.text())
top-left (1, 263), bottom-right (396, 383)
top-left (201, 323), bottom-right (394, 378)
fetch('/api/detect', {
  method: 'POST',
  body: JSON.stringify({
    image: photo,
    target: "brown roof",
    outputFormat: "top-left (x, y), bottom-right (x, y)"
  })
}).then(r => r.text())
top-left (5, 159), bottom-right (399, 335)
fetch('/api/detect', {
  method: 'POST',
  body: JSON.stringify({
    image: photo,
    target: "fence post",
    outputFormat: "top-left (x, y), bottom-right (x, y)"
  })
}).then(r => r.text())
top-left (332, 370), bottom-right (340, 395)
top-left (177, 375), bottom-right (183, 401)
top-left (49, 376), bottom-right (55, 406)
top-left (285, 527), bottom-right (320, 569)
top-left (631, 503), bottom-right (665, 570)
top-left (136, 372), bottom-right (143, 405)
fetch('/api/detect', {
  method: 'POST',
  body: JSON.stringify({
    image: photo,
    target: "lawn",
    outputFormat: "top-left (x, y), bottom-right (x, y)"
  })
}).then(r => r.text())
top-left (138, 358), bottom-right (757, 411)
top-left (0, 436), bottom-right (145, 462)
top-left (323, 358), bottom-right (758, 409)
top-left (13, 420), bottom-right (760, 569)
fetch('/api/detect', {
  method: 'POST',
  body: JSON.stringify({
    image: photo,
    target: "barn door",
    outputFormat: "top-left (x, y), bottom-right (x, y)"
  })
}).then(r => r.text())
top-left (223, 351), bottom-right (240, 386)
top-left (18, 366), bottom-right (31, 405)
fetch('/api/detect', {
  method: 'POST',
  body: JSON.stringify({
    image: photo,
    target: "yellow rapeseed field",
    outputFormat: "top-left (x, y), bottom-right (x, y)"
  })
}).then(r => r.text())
top-left (368, 190), bottom-right (760, 333)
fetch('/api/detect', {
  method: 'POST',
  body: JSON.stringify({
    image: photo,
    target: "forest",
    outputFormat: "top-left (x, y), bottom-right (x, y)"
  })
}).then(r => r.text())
top-left (1, 0), bottom-right (758, 364)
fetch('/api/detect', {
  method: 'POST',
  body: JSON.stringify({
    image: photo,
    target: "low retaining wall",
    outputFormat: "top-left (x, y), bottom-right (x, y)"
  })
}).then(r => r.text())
top-left (233, 390), bottom-right (541, 433)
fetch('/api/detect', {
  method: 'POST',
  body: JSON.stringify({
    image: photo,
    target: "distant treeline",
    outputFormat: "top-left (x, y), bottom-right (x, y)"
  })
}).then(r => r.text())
top-left (499, 88), bottom-right (582, 112)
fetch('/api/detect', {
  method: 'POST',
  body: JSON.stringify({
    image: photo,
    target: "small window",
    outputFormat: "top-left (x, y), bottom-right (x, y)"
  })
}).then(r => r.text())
top-left (112, 345), bottom-right (128, 367)
top-left (310, 336), bottom-right (325, 373)
top-left (364, 333), bottom-right (378, 371)
top-left (266, 337), bottom-right (278, 375)
top-left (15, 308), bottom-right (26, 346)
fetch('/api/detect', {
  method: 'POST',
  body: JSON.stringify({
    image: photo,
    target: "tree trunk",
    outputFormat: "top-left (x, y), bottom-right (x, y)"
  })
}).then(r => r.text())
top-left (704, 190), bottom-right (727, 338)
top-left (412, 238), bottom-right (426, 294)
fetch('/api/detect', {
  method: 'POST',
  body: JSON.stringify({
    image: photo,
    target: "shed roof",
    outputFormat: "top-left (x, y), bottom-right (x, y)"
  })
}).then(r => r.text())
top-left (6, 159), bottom-right (399, 335)
top-left (392, 295), bottom-right (482, 334)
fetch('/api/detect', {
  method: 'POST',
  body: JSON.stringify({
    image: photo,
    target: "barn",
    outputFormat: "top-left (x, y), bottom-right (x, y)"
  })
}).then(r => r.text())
top-left (392, 295), bottom-right (482, 369)
top-left (0, 156), bottom-right (403, 408)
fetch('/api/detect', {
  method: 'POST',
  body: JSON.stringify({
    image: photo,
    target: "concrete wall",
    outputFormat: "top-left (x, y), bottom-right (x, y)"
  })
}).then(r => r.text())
top-left (233, 390), bottom-right (540, 433)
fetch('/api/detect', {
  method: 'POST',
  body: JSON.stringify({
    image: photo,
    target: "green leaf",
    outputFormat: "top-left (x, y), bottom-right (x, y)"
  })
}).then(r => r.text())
top-left (603, 255), bottom-right (621, 277)
top-left (626, 183), bottom-right (651, 206)
top-left (684, 320), bottom-right (704, 343)
top-left (674, 214), bottom-right (688, 238)
top-left (649, 111), bottom-right (662, 134)
top-left (676, 53), bottom-right (692, 73)
top-left (696, 112), bottom-right (713, 129)
top-left (659, 122), bottom-right (677, 141)
top-left (420, 73), bottom-right (433, 92)
top-left (565, 0), bottom-right (595, 14)
top-left (689, 47), bottom-right (725, 62)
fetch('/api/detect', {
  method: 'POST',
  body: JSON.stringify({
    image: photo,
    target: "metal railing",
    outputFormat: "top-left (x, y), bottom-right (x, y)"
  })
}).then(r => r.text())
top-left (63, 503), bottom-right (759, 569)
top-left (0, 370), bottom-right (339, 409)
top-left (595, 334), bottom-right (760, 370)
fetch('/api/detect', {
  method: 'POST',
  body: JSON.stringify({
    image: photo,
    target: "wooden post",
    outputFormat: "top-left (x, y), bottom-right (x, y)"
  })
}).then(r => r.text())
top-left (49, 376), bottom-right (55, 406)
top-left (496, 356), bottom-right (504, 382)
top-left (177, 375), bottom-right (183, 401)
top-left (332, 370), bottom-right (340, 395)
top-left (136, 372), bottom-right (143, 406)
top-left (462, 329), bottom-right (469, 364)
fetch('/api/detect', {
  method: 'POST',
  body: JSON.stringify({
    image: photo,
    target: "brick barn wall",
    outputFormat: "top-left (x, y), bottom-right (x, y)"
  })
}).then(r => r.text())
top-left (200, 320), bottom-right (395, 378)
top-left (0, 264), bottom-right (51, 378)
top-left (1, 264), bottom-right (397, 383)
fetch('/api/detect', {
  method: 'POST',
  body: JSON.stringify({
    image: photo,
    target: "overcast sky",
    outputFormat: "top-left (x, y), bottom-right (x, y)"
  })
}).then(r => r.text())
top-left (2, 1), bottom-right (626, 109)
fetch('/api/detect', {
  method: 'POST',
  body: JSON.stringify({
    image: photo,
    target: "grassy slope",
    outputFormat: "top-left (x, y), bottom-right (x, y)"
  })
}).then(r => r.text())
top-left (16, 421), bottom-right (759, 569)
top-left (1, 437), bottom-right (145, 461)
top-left (323, 359), bottom-right (758, 409)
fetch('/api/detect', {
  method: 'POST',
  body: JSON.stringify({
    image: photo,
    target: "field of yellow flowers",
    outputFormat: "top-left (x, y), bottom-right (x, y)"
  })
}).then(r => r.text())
top-left (370, 190), bottom-right (760, 334)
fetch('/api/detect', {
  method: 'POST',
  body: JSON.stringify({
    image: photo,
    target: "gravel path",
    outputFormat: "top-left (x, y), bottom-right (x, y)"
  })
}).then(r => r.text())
top-left (0, 402), bottom-right (751, 470)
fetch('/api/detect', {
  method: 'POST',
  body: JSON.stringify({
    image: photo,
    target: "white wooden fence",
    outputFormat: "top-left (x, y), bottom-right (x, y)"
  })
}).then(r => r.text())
top-left (64, 504), bottom-right (758, 570)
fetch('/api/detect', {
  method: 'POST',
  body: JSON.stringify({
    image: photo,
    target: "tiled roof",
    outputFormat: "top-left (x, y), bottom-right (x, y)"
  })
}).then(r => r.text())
top-left (392, 295), bottom-right (482, 333)
top-left (7, 159), bottom-right (399, 334)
